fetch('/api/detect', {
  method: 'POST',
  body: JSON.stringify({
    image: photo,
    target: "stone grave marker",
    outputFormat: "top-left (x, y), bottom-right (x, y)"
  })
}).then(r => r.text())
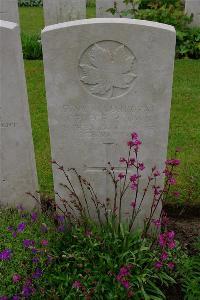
top-left (96, 0), bottom-right (134, 18)
top-left (185, 0), bottom-right (200, 27)
top-left (0, 0), bottom-right (19, 23)
top-left (42, 19), bottom-right (176, 225)
top-left (0, 20), bottom-right (38, 209)
top-left (43, 0), bottom-right (86, 26)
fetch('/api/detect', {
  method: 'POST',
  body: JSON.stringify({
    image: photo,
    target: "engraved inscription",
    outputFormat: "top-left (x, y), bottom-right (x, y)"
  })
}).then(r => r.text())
top-left (63, 102), bottom-right (155, 139)
top-left (0, 122), bottom-right (16, 128)
top-left (79, 41), bottom-right (137, 99)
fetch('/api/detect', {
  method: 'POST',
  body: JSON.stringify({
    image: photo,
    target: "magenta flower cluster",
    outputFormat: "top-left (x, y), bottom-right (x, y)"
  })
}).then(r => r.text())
top-left (155, 231), bottom-right (176, 270)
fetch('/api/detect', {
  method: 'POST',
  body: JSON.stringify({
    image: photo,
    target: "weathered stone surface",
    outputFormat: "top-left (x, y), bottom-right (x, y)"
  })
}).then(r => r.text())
top-left (0, 21), bottom-right (38, 209)
top-left (42, 19), bottom-right (176, 225)
top-left (0, 0), bottom-right (19, 23)
top-left (96, 0), bottom-right (134, 18)
top-left (185, 0), bottom-right (200, 27)
top-left (43, 0), bottom-right (86, 26)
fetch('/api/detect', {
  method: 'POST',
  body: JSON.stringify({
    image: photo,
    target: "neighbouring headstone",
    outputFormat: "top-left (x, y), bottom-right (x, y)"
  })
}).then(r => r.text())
top-left (0, 20), bottom-right (38, 209)
top-left (0, 0), bottom-right (19, 23)
top-left (43, 0), bottom-right (86, 26)
top-left (96, 0), bottom-right (134, 18)
top-left (185, 0), bottom-right (200, 27)
top-left (42, 19), bottom-right (176, 226)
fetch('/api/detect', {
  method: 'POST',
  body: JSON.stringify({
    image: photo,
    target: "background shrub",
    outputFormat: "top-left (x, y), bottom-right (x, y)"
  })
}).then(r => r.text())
top-left (18, 0), bottom-right (43, 7)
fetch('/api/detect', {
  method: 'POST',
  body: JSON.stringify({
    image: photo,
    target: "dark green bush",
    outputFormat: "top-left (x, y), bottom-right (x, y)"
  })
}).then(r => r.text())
top-left (177, 240), bottom-right (200, 299)
top-left (18, 0), bottom-right (43, 7)
top-left (111, 0), bottom-right (200, 59)
top-left (21, 33), bottom-right (43, 60)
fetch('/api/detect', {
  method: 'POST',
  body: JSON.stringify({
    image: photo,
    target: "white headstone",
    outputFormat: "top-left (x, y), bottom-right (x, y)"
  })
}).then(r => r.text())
top-left (0, 0), bottom-right (19, 23)
top-left (185, 0), bottom-right (200, 27)
top-left (96, 0), bottom-right (134, 18)
top-left (0, 21), bottom-right (38, 209)
top-left (42, 19), bottom-right (176, 225)
top-left (43, 0), bottom-right (86, 26)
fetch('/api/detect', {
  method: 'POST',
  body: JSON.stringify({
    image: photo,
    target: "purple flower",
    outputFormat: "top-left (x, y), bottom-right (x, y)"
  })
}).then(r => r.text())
top-left (7, 226), bottom-right (14, 232)
top-left (17, 222), bottom-right (26, 233)
top-left (31, 212), bottom-right (38, 222)
top-left (0, 249), bottom-right (12, 261)
top-left (22, 284), bottom-right (35, 298)
top-left (12, 274), bottom-right (21, 283)
top-left (0, 297), bottom-right (8, 300)
top-left (23, 239), bottom-right (35, 248)
top-left (12, 232), bottom-right (17, 238)
top-left (32, 257), bottom-right (39, 264)
top-left (56, 215), bottom-right (65, 223)
top-left (12, 296), bottom-right (20, 300)
top-left (32, 268), bottom-right (43, 279)
top-left (57, 225), bottom-right (65, 232)
top-left (17, 204), bottom-right (24, 212)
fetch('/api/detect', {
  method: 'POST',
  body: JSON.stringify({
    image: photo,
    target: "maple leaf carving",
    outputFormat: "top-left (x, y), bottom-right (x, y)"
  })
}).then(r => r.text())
top-left (80, 43), bottom-right (136, 98)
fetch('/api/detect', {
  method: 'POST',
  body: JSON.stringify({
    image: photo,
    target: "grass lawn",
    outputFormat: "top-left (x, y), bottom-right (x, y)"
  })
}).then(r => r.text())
top-left (21, 8), bottom-right (200, 203)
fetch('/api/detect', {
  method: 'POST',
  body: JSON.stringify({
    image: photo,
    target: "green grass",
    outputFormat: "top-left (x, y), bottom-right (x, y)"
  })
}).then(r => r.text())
top-left (19, 6), bottom-right (95, 35)
top-left (25, 60), bottom-right (53, 195)
top-left (169, 59), bottom-right (200, 203)
top-left (20, 8), bottom-right (200, 203)
top-left (19, 7), bottom-right (44, 34)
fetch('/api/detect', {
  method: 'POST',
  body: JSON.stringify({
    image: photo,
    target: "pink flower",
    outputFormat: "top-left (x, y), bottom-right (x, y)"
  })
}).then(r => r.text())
top-left (127, 140), bottom-right (134, 148)
top-left (72, 280), bottom-right (82, 289)
top-left (130, 201), bottom-right (136, 208)
top-left (154, 261), bottom-right (163, 269)
top-left (130, 174), bottom-right (139, 183)
top-left (85, 230), bottom-right (92, 237)
top-left (41, 240), bottom-right (48, 247)
top-left (153, 170), bottom-right (160, 177)
top-left (165, 159), bottom-right (180, 166)
top-left (131, 132), bottom-right (138, 140)
top-left (12, 274), bottom-right (21, 283)
top-left (128, 158), bottom-right (135, 166)
top-left (138, 162), bottom-right (145, 171)
top-left (160, 252), bottom-right (168, 261)
top-left (130, 182), bottom-right (138, 191)
top-left (168, 262), bottom-right (175, 270)
top-left (119, 157), bottom-right (126, 163)
top-left (168, 240), bottom-right (176, 250)
top-left (121, 279), bottom-right (130, 289)
top-left (167, 231), bottom-right (175, 240)
top-left (159, 234), bottom-right (167, 247)
top-left (119, 266), bottom-right (131, 276)
top-left (135, 140), bottom-right (142, 146)
top-left (168, 177), bottom-right (176, 185)
top-left (118, 173), bottom-right (125, 180)
top-left (173, 191), bottom-right (180, 198)
top-left (152, 219), bottom-right (161, 228)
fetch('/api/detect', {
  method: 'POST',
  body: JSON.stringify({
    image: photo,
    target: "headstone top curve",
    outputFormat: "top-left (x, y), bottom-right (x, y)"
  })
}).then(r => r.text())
top-left (42, 18), bottom-right (175, 34)
top-left (0, 20), bottom-right (18, 29)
